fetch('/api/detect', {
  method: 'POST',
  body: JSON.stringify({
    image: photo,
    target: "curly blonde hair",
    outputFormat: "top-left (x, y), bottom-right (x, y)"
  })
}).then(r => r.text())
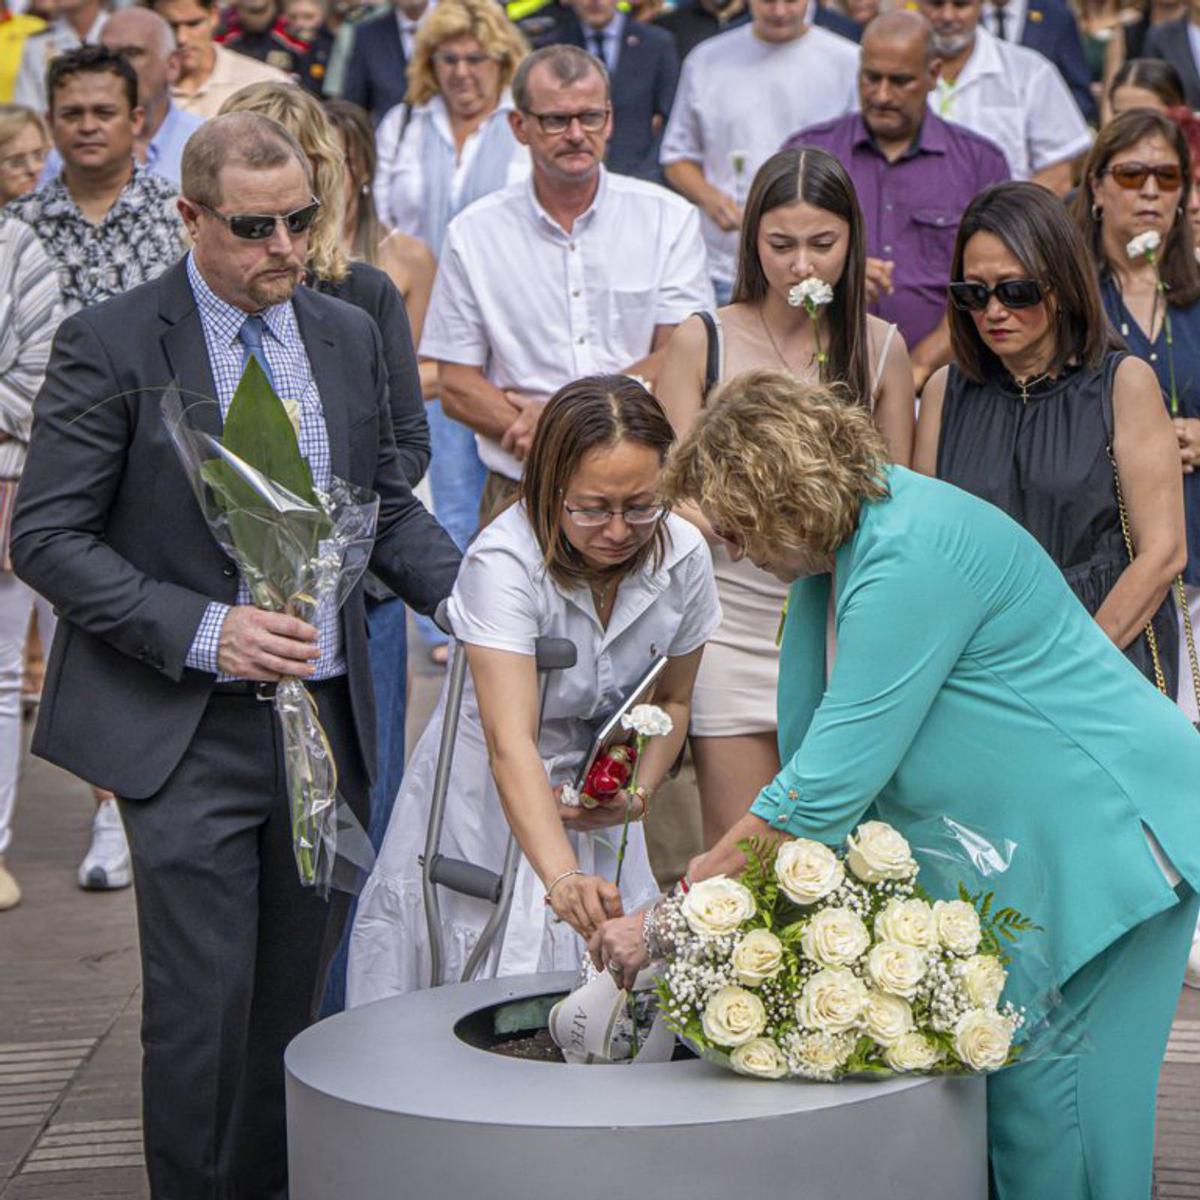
top-left (218, 82), bottom-right (347, 283)
top-left (664, 370), bottom-right (890, 561)
top-left (407, 0), bottom-right (528, 107)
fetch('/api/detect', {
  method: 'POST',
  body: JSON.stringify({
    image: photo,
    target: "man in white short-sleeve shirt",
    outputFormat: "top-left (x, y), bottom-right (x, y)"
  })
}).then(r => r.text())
top-left (658, 0), bottom-right (859, 300)
top-left (918, 0), bottom-right (1091, 193)
top-left (421, 44), bottom-right (713, 511)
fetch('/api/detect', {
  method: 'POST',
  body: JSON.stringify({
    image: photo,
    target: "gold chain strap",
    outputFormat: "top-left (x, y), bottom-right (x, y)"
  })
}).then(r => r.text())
top-left (1108, 444), bottom-right (1200, 706)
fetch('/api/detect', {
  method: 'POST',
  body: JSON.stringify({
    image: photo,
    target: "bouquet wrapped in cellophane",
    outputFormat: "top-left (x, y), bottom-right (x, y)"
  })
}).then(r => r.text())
top-left (163, 360), bottom-right (379, 895)
top-left (651, 817), bottom-right (1065, 1081)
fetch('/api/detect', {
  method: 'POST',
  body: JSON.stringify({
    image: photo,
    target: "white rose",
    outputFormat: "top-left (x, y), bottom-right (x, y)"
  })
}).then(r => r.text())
top-left (730, 1036), bottom-right (788, 1079)
top-left (795, 966), bottom-right (868, 1034)
top-left (845, 821), bottom-right (917, 883)
top-left (787, 278), bottom-right (835, 309)
top-left (681, 876), bottom-right (756, 938)
top-left (620, 704), bottom-right (674, 738)
top-left (787, 1030), bottom-right (856, 1081)
top-left (800, 906), bottom-right (870, 967)
top-left (953, 1008), bottom-right (1014, 1071)
top-left (774, 838), bottom-right (845, 905)
top-left (883, 1031), bottom-right (944, 1072)
top-left (933, 899), bottom-right (982, 956)
top-left (863, 990), bottom-right (914, 1047)
top-left (959, 954), bottom-right (1007, 1008)
top-left (731, 928), bottom-right (785, 986)
top-left (701, 985), bottom-right (767, 1048)
top-left (1126, 230), bottom-right (1162, 260)
top-left (866, 941), bottom-right (927, 999)
top-left (874, 898), bottom-right (936, 950)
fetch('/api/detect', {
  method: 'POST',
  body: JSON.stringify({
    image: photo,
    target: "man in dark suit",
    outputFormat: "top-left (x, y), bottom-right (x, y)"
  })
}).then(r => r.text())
top-left (535, 0), bottom-right (679, 180)
top-left (1144, 7), bottom-right (1200, 109)
top-left (341, 0), bottom-right (428, 123)
top-left (10, 112), bottom-right (461, 1199)
top-left (985, 0), bottom-right (1098, 123)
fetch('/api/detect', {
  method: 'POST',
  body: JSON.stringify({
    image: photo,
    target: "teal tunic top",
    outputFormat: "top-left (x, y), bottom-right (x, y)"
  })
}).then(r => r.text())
top-left (752, 467), bottom-right (1200, 1004)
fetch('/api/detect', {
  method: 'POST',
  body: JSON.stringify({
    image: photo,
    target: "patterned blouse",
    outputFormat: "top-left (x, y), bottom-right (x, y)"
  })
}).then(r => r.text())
top-left (4, 166), bottom-right (186, 315)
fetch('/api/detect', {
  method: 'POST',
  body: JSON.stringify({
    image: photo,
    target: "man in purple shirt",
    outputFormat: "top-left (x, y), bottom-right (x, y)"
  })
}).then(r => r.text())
top-left (786, 9), bottom-right (1008, 391)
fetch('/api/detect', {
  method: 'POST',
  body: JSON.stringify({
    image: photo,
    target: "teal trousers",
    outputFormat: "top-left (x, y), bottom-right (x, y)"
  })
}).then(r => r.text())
top-left (988, 884), bottom-right (1198, 1200)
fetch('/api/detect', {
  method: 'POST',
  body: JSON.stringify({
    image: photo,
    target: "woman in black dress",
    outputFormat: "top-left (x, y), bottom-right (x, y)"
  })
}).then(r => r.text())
top-left (914, 182), bottom-right (1186, 694)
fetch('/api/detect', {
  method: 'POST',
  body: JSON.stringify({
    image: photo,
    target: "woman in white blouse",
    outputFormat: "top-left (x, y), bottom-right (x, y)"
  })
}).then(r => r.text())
top-left (347, 376), bottom-right (720, 1002)
top-left (373, 0), bottom-right (532, 661)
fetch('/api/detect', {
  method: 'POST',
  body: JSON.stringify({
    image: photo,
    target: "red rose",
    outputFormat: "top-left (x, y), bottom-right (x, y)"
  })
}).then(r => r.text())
top-left (582, 743), bottom-right (638, 803)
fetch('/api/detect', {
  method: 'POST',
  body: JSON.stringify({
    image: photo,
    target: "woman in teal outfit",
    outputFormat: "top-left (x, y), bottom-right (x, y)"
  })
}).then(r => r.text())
top-left (592, 370), bottom-right (1200, 1199)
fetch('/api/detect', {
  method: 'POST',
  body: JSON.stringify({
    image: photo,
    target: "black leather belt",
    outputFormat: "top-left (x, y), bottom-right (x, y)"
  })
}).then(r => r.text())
top-left (211, 677), bottom-right (343, 701)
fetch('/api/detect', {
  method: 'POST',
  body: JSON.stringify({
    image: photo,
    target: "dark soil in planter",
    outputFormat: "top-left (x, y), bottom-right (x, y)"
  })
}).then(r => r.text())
top-left (489, 1029), bottom-right (565, 1063)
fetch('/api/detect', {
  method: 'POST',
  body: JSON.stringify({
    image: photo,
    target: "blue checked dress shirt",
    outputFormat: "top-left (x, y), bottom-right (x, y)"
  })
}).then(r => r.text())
top-left (183, 252), bottom-right (346, 680)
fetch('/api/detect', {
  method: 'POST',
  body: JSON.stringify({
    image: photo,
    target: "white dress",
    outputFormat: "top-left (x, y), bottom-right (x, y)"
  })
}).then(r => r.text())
top-left (346, 506), bottom-right (722, 1003)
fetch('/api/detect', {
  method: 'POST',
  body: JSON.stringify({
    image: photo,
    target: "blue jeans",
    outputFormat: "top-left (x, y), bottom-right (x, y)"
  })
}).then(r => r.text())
top-left (320, 595), bottom-right (408, 1015)
top-left (413, 398), bottom-right (487, 649)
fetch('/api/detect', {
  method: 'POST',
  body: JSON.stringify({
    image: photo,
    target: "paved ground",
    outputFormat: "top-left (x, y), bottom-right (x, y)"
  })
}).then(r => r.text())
top-left (1, 650), bottom-right (1198, 1198)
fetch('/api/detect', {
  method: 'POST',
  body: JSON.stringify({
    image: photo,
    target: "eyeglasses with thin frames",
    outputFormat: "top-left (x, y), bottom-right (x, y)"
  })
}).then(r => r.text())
top-left (193, 197), bottom-right (322, 241)
top-left (0, 146), bottom-right (48, 173)
top-left (562, 500), bottom-right (667, 528)
top-left (521, 107), bottom-right (610, 135)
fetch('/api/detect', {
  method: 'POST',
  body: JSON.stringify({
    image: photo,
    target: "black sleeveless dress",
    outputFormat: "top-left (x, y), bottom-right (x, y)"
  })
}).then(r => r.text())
top-left (937, 351), bottom-right (1179, 697)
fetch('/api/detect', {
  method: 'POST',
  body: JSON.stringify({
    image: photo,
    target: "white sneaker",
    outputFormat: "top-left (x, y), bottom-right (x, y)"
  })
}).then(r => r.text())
top-left (1186, 931), bottom-right (1200, 991)
top-left (78, 799), bottom-right (132, 891)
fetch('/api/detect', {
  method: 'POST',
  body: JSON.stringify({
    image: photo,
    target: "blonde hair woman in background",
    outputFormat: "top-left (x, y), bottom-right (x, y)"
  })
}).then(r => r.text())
top-left (0, 105), bottom-right (48, 204)
top-left (219, 84), bottom-right (431, 1012)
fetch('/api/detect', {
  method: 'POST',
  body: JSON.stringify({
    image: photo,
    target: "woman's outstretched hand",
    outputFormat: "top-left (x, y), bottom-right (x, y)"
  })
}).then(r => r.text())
top-left (589, 911), bottom-right (650, 990)
top-left (548, 872), bottom-right (623, 940)
top-left (557, 790), bottom-right (644, 831)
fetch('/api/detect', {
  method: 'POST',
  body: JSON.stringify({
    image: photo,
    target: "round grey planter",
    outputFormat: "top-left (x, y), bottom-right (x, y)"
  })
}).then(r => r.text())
top-left (286, 971), bottom-right (987, 1200)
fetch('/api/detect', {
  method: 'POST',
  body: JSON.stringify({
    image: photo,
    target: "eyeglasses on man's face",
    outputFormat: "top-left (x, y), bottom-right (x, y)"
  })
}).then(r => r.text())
top-left (521, 107), bottom-right (610, 135)
top-left (193, 197), bottom-right (321, 240)
top-left (562, 501), bottom-right (668, 528)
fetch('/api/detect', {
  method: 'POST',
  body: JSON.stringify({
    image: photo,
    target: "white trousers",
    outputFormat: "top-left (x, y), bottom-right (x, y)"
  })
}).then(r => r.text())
top-left (0, 572), bottom-right (53, 856)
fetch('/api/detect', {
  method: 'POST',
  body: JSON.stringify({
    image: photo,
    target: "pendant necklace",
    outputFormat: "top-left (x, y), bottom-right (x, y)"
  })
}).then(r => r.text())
top-left (1013, 370), bottom-right (1053, 404)
top-left (759, 308), bottom-right (813, 373)
top-left (591, 576), bottom-right (615, 610)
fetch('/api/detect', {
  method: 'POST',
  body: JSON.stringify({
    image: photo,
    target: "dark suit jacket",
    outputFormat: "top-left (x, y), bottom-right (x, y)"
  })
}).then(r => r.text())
top-left (342, 9), bottom-right (407, 125)
top-left (10, 259), bottom-right (461, 799)
top-left (1018, 0), bottom-right (1098, 124)
top-left (1143, 17), bottom-right (1200, 109)
top-left (812, 4), bottom-right (861, 42)
top-left (556, 12), bottom-right (679, 181)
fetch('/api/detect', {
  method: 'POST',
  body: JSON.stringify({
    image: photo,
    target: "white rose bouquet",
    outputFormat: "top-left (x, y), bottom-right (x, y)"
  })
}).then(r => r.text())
top-left (652, 819), bottom-right (1041, 1081)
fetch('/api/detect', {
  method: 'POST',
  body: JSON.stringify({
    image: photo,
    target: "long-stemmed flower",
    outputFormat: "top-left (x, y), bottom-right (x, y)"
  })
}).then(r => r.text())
top-left (1127, 230), bottom-right (1178, 415)
top-left (614, 704), bottom-right (673, 888)
top-left (788, 277), bottom-right (835, 377)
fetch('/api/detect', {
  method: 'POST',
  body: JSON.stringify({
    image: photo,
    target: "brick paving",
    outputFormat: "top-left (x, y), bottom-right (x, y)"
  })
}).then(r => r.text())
top-left (1, 661), bottom-right (1198, 1198)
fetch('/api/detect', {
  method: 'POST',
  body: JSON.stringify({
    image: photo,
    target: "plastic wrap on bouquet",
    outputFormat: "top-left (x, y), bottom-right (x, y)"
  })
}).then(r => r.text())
top-left (161, 370), bottom-right (380, 895)
top-left (649, 816), bottom-right (1084, 1082)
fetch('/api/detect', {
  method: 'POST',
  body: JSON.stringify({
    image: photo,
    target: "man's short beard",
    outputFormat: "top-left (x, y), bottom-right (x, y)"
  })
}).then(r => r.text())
top-left (930, 30), bottom-right (974, 57)
top-left (247, 263), bottom-right (303, 309)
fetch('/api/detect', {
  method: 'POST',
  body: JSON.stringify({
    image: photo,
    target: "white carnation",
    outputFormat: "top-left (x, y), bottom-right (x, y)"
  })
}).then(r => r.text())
top-left (788, 278), bottom-right (835, 309)
top-left (845, 821), bottom-right (917, 883)
top-left (774, 838), bottom-right (844, 905)
top-left (866, 941), bottom-right (927, 999)
top-left (959, 954), bottom-right (1007, 1008)
top-left (701, 985), bottom-right (767, 1048)
top-left (681, 875), bottom-right (755, 938)
top-left (620, 704), bottom-right (674, 738)
top-left (884, 1031), bottom-right (944, 1072)
top-left (795, 966), bottom-right (868, 1034)
top-left (953, 1008), bottom-right (1014, 1071)
top-left (731, 928), bottom-right (785, 986)
top-left (874, 898), bottom-right (936, 951)
top-left (933, 899), bottom-right (982, 956)
top-left (729, 1036), bottom-right (788, 1079)
top-left (1126, 230), bottom-right (1162, 260)
top-left (800, 906), bottom-right (871, 967)
top-left (863, 990), bottom-right (914, 1047)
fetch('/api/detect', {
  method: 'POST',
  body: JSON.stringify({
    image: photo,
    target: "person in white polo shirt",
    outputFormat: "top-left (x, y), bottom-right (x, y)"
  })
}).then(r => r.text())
top-left (658, 0), bottom-right (859, 303)
top-left (918, 0), bottom-right (1091, 194)
top-left (421, 42), bottom-right (713, 518)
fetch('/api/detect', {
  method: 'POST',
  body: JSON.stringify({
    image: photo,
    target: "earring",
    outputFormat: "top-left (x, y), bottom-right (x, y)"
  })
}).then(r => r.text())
top-left (360, 183), bottom-right (370, 195)
top-left (1090, 203), bottom-right (1102, 221)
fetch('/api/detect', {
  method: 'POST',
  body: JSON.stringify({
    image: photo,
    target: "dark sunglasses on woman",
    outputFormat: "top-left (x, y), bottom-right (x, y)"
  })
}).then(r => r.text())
top-left (194, 197), bottom-right (322, 240)
top-left (948, 279), bottom-right (1045, 312)
top-left (1099, 162), bottom-right (1183, 191)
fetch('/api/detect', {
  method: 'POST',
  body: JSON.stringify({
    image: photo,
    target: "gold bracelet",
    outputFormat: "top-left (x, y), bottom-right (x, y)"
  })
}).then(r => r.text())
top-left (632, 784), bottom-right (653, 820)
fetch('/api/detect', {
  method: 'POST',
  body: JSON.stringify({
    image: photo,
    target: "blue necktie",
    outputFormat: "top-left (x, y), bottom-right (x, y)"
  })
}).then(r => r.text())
top-left (237, 314), bottom-right (277, 394)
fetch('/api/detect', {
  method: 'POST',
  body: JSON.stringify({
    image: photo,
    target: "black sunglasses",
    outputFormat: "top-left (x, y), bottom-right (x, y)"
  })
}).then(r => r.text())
top-left (948, 279), bottom-right (1045, 312)
top-left (194, 197), bottom-right (321, 241)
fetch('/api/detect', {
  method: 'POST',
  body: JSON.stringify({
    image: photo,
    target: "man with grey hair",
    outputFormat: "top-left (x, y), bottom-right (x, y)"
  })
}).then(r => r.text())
top-left (423, 43), bottom-right (712, 518)
top-left (11, 110), bottom-right (461, 1198)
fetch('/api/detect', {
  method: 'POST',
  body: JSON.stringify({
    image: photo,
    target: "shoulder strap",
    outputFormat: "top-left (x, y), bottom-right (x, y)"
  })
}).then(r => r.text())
top-left (696, 310), bottom-right (723, 402)
top-left (1100, 349), bottom-right (1126, 447)
top-left (870, 322), bottom-right (898, 406)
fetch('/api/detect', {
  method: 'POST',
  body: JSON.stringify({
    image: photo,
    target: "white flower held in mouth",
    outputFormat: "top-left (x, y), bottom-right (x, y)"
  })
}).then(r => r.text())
top-left (1126, 230), bottom-right (1162, 260)
top-left (620, 704), bottom-right (674, 738)
top-left (788, 278), bottom-right (834, 310)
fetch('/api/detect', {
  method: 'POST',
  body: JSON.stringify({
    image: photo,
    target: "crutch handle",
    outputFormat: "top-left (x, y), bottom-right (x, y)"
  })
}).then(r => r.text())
top-left (433, 598), bottom-right (454, 638)
top-left (427, 854), bottom-right (504, 903)
top-left (534, 636), bottom-right (576, 672)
